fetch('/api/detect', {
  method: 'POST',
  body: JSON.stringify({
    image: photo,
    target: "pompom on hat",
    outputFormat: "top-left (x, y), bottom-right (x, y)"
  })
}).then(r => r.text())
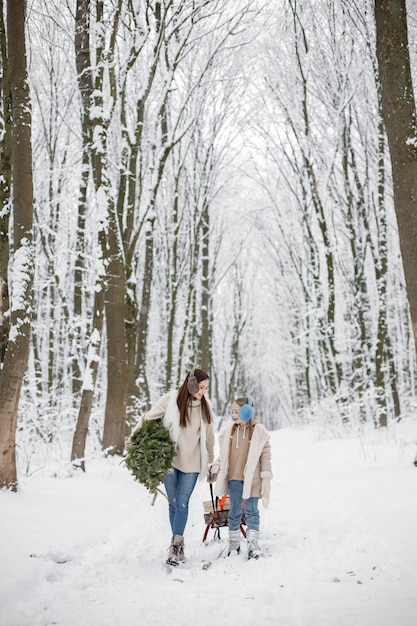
top-left (239, 395), bottom-right (254, 422)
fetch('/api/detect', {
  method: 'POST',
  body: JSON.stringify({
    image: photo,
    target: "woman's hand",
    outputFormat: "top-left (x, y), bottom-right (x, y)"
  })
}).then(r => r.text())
top-left (207, 461), bottom-right (219, 482)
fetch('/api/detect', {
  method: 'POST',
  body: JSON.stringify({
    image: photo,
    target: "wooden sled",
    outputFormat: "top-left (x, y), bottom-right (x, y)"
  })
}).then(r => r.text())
top-left (202, 491), bottom-right (246, 542)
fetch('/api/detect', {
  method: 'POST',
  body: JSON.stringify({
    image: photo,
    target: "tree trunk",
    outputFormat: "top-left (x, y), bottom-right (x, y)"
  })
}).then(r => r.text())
top-left (73, 0), bottom-right (92, 397)
top-left (200, 201), bottom-right (211, 375)
top-left (374, 0), bottom-right (417, 359)
top-left (135, 216), bottom-right (154, 409)
top-left (71, 286), bottom-right (104, 470)
top-left (101, 206), bottom-right (128, 454)
top-left (73, 0), bottom-right (128, 456)
top-left (0, 0), bottom-right (11, 365)
top-left (0, 0), bottom-right (34, 490)
top-left (374, 113), bottom-right (390, 427)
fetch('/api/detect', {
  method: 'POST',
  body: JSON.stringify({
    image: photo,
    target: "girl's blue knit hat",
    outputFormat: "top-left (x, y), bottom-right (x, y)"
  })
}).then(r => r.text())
top-left (239, 395), bottom-right (254, 422)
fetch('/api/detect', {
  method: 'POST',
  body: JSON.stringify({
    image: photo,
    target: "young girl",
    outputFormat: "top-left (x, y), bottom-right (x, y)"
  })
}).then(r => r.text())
top-left (210, 395), bottom-right (272, 559)
top-left (130, 368), bottom-right (215, 566)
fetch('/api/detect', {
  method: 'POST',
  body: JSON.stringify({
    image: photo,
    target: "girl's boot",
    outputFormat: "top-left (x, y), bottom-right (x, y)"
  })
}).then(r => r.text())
top-left (247, 529), bottom-right (262, 560)
top-left (228, 529), bottom-right (241, 555)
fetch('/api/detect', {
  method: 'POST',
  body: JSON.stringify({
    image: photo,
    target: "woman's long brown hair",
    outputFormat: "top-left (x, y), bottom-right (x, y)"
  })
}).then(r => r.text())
top-left (177, 369), bottom-right (212, 427)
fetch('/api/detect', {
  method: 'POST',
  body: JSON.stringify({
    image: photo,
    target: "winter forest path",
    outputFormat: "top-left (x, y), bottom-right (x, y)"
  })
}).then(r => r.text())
top-left (1, 423), bottom-right (417, 626)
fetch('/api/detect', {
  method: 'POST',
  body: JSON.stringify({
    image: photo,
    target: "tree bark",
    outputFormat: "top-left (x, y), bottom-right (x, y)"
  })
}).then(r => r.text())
top-left (374, 0), bottom-right (417, 359)
top-left (101, 206), bottom-right (128, 453)
top-left (71, 286), bottom-right (104, 470)
top-left (0, 0), bottom-right (11, 365)
top-left (0, 0), bottom-right (34, 490)
top-left (73, 0), bottom-right (127, 457)
top-left (73, 0), bottom-right (92, 397)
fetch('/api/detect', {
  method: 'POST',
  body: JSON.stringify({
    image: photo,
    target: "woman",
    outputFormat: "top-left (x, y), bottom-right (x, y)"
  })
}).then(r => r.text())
top-left (131, 368), bottom-right (215, 566)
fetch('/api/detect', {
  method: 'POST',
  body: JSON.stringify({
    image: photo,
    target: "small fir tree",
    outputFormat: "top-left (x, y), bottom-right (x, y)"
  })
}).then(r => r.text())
top-left (123, 420), bottom-right (176, 503)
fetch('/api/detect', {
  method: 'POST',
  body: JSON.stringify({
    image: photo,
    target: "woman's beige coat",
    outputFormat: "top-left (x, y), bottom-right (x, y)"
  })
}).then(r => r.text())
top-left (130, 390), bottom-right (215, 480)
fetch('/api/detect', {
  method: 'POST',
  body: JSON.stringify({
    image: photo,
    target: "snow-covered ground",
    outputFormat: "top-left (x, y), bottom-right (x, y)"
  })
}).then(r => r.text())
top-left (2, 421), bottom-right (417, 626)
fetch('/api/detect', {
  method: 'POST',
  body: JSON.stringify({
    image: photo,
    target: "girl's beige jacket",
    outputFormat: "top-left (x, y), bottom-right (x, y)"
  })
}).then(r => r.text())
top-left (214, 420), bottom-right (273, 500)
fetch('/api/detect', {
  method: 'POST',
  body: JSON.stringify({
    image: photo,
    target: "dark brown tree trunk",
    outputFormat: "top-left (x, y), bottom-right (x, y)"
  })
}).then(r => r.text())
top-left (375, 0), bottom-right (417, 359)
top-left (0, 0), bottom-right (11, 365)
top-left (101, 206), bottom-right (128, 453)
top-left (73, 0), bottom-right (92, 398)
top-left (0, 0), bottom-right (34, 490)
top-left (73, 0), bottom-right (127, 457)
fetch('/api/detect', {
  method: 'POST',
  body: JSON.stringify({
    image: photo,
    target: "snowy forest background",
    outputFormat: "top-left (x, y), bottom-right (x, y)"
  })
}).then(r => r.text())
top-left (1, 0), bottom-right (417, 485)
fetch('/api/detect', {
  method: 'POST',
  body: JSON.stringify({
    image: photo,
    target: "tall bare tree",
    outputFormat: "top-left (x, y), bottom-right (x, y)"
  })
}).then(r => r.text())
top-left (72, 0), bottom-right (127, 457)
top-left (0, 0), bottom-right (34, 489)
top-left (375, 0), bottom-right (417, 360)
top-left (0, 0), bottom-right (11, 365)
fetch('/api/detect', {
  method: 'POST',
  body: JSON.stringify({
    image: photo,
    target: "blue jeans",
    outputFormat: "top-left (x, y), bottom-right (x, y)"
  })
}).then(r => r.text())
top-left (164, 469), bottom-right (199, 536)
top-left (228, 479), bottom-right (260, 532)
